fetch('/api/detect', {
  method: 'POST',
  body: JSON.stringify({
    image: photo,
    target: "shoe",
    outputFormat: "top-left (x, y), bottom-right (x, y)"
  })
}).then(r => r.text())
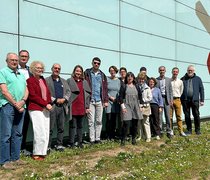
top-left (77, 143), bottom-right (84, 148)
top-left (196, 131), bottom-right (201, 135)
top-left (47, 148), bottom-right (52, 155)
top-left (32, 155), bottom-right (44, 161)
top-left (95, 140), bottom-right (102, 144)
top-left (167, 134), bottom-right (173, 139)
top-left (185, 131), bottom-right (192, 136)
top-left (21, 149), bottom-right (32, 157)
top-left (136, 137), bottom-right (141, 141)
top-left (180, 132), bottom-right (187, 137)
top-left (2, 162), bottom-right (16, 170)
top-left (55, 145), bottom-right (65, 152)
top-left (146, 138), bottom-right (151, 142)
top-left (132, 138), bottom-right (137, 145)
top-left (156, 136), bottom-right (160, 140)
top-left (120, 140), bottom-right (125, 146)
top-left (12, 159), bottom-right (27, 165)
top-left (90, 141), bottom-right (95, 146)
top-left (67, 143), bottom-right (75, 148)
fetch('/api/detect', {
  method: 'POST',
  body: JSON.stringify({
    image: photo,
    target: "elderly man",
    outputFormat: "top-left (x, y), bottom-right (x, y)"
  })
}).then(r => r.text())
top-left (181, 65), bottom-right (204, 135)
top-left (0, 53), bottom-right (28, 169)
top-left (46, 63), bottom-right (71, 151)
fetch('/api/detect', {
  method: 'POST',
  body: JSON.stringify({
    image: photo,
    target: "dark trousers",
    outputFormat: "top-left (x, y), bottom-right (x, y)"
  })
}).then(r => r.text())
top-left (21, 109), bottom-right (30, 150)
top-left (49, 106), bottom-right (65, 147)
top-left (121, 119), bottom-right (138, 141)
top-left (69, 115), bottom-right (84, 144)
top-left (182, 100), bottom-right (200, 132)
top-left (106, 113), bottom-right (117, 140)
top-left (150, 104), bottom-right (161, 136)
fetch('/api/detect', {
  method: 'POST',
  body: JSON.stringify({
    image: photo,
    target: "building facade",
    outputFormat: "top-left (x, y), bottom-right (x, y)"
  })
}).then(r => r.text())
top-left (1, 0), bottom-right (210, 119)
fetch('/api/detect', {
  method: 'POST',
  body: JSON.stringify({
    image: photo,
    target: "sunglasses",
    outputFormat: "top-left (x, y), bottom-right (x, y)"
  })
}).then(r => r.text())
top-left (94, 62), bottom-right (100, 65)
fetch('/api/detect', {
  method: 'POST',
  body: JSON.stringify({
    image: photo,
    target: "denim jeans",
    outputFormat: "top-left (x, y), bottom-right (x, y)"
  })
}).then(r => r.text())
top-left (87, 101), bottom-right (103, 142)
top-left (0, 103), bottom-right (25, 165)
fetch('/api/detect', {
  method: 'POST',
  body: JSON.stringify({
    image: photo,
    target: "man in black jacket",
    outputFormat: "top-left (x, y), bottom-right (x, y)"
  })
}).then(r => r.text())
top-left (181, 65), bottom-right (204, 135)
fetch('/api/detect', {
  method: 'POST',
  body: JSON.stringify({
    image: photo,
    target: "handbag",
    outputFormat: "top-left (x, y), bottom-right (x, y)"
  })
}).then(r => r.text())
top-left (141, 105), bottom-right (151, 116)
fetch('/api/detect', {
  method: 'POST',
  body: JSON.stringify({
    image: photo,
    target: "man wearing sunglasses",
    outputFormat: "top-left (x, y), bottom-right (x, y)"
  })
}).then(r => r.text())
top-left (84, 57), bottom-right (108, 144)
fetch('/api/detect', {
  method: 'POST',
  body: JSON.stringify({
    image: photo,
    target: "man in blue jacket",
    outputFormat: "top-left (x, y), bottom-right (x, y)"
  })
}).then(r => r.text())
top-left (181, 65), bottom-right (204, 135)
top-left (84, 57), bottom-right (108, 144)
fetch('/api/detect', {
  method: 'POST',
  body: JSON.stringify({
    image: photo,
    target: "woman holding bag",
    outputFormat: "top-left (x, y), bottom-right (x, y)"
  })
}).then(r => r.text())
top-left (137, 72), bottom-right (153, 142)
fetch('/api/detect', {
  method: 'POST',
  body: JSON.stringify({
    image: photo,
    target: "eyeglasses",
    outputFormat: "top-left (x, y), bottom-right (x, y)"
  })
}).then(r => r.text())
top-left (9, 59), bottom-right (18, 62)
top-left (35, 67), bottom-right (43, 70)
top-left (94, 62), bottom-right (100, 65)
top-left (20, 56), bottom-right (28, 58)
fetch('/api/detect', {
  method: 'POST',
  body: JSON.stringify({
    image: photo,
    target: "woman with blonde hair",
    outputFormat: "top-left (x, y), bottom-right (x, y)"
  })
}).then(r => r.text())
top-left (137, 72), bottom-right (152, 142)
top-left (27, 61), bottom-right (52, 160)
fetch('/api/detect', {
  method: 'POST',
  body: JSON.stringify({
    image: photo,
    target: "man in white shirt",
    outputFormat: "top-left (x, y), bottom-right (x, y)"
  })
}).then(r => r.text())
top-left (156, 66), bottom-right (173, 138)
top-left (170, 67), bottom-right (186, 136)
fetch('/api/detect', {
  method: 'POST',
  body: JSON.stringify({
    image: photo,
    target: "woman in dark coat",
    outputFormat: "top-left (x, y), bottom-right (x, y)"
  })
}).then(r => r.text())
top-left (119, 72), bottom-right (143, 146)
top-left (67, 65), bottom-right (91, 148)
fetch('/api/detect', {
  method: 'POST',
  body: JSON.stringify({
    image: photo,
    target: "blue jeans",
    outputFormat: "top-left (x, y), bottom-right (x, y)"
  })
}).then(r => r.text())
top-left (0, 103), bottom-right (25, 165)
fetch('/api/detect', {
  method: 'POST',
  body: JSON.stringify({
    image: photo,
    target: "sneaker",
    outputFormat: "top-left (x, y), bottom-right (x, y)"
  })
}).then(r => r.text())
top-left (156, 136), bottom-right (160, 140)
top-left (12, 159), bottom-right (27, 165)
top-left (55, 145), bottom-right (65, 152)
top-left (2, 162), bottom-right (16, 170)
top-left (136, 137), bottom-right (141, 141)
top-left (185, 131), bottom-right (192, 136)
top-left (180, 132), bottom-right (187, 137)
top-left (95, 140), bottom-right (102, 144)
top-left (89, 141), bottom-right (95, 146)
top-left (21, 149), bottom-right (32, 157)
top-left (146, 138), bottom-right (151, 142)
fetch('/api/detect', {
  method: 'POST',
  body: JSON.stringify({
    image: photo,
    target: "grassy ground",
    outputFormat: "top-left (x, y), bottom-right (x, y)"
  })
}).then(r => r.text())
top-left (0, 122), bottom-right (210, 180)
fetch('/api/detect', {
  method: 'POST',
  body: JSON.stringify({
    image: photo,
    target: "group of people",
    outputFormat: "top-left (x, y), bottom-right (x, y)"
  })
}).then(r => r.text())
top-left (0, 51), bottom-right (205, 170)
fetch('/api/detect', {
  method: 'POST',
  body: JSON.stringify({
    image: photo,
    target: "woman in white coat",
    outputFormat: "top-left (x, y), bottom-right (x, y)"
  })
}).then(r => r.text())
top-left (137, 72), bottom-right (152, 142)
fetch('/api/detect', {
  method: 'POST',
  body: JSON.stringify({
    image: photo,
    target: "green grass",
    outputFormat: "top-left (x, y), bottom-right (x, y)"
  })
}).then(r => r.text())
top-left (0, 122), bottom-right (210, 179)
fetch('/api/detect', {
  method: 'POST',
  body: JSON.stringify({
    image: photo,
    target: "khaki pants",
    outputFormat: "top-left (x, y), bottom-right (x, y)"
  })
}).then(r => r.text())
top-left (170, 98), bottom-right (184, 133)
top-left (138, 115), bottom-right (151, 140)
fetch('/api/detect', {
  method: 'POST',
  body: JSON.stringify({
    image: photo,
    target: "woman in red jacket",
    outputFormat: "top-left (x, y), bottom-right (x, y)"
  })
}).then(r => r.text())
top-left (27, 61), bottom-right (52, 160)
